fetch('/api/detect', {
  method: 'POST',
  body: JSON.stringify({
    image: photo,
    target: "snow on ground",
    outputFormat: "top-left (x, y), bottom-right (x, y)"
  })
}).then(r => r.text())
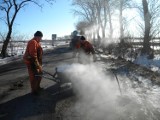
top-left (0, 42), bottom-right (69, 66)
top-left (101, 53), bottom-right (160, 73)
top-left (0, 56), bottom-right (22, 65)
top-left (133, 54), bottom-right (160, 72)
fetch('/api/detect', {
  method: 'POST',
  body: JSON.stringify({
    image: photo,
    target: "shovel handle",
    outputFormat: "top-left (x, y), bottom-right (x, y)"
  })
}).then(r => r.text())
top-left (43, 67), bottom-right (58, 78)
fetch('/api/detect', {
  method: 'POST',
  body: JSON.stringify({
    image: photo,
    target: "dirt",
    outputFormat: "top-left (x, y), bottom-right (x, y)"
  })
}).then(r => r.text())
top-left (106, 57), bottom-right (160, 85)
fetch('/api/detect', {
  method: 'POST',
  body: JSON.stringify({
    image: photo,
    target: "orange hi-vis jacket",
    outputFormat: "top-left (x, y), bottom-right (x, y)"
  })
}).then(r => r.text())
top-left (76, 40), bottom-right (95, 54)
top-left (23, 38), bottom-right (43, 68)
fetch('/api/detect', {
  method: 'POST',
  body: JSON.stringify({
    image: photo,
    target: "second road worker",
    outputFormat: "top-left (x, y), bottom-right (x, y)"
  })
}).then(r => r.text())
top-left (76, 36), bottom-right (96, 64)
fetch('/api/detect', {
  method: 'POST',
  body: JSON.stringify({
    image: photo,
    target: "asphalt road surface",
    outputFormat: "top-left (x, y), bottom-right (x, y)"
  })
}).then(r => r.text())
top-left (0, 45), bottom-right (74, 120)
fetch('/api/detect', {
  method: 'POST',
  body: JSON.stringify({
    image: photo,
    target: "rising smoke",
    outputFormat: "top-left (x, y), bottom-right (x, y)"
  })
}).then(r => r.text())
top-left (57, 60), bottom-right (160, 120)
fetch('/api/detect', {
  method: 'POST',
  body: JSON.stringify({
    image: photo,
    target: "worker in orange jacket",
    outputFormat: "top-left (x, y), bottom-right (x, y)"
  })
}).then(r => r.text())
top-left (23, 31), bottom-right (43, 95)
top-left (76, 36), bottom-right (96, 64)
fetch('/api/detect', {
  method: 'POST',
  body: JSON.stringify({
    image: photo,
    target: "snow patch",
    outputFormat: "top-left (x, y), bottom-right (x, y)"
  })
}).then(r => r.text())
top-left (134, 55), bottom-right (160, 72)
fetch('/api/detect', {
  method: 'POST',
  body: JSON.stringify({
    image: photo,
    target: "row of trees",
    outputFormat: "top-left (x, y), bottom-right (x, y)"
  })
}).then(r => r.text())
top-left (0, 0), bottom-right (55, 58)
top-left (72, 0), bottom-right (160, 56)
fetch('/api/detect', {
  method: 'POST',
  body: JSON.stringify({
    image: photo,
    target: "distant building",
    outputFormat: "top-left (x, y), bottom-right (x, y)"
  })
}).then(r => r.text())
top-left (64, 35), bottom-right (71, 39)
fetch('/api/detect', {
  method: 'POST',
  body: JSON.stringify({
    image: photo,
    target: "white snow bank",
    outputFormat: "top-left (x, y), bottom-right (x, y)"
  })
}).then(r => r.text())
top-left (0, 56), bottom-right (22, 65)
top-left (100, 53), bottom-right (160, 73)
top-left (0, 45), bottom-right (55, 66)
top-left (134, 54), bottom-right (160, 72)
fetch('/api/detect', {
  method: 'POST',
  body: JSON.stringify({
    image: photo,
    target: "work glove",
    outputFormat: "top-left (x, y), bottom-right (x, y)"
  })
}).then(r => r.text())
top-left (34, 58), bottom-right (42, 75)
top-left (36, 65), bottom-right (42, 75)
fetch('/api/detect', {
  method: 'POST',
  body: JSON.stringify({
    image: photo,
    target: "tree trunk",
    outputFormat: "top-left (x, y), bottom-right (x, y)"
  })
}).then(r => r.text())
top-left (141, 0), bottom-right (151, 55)
top-left (106, 1), bottom-right (113, 40)
top-left (102, 28), bottom-right (106, 38)
top-left (93, 31), bottom-right (96, 46)
top-left (96, 28), bottom-right (101, 40)
top-left (108, 13), bottom-right (113, 39)
top-left (95, 1), bottom-right (102, 45)
top-left (101, 1), bottom-right (107, 39)
top-left (119, 0), bottom-right (124, 42)
top-left (1, 30), bottom-right (12, 58)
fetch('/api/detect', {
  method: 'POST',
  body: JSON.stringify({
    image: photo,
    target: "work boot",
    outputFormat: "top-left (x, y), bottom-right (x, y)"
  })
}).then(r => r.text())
top-left (31, 91), bottom-right (40, 96)
top-left (38, 87), bottom-right (44, 91)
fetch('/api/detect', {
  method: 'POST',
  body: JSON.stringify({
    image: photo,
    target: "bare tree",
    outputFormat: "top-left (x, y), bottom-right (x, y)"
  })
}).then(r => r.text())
top-left (0, 0), bottom-right (55, 58)
top-left (119, 0), bottom-right (123, 41)
top-left (101, 0), bottom-right (107, 38)
top-left (76, 20), bottom-right (89, 35)
top-left (105, 0), bottom-right (117, 39)
top-left (72, 0), bottom-right (102, 39)
top-left (118, 0), bottom-right (133, 42)
top-left (137, 0), bottom-right (160, 55)
top-left (141, 0), bottom-right (151, 54)
top-left (95, 0), bottom-right (109, 39)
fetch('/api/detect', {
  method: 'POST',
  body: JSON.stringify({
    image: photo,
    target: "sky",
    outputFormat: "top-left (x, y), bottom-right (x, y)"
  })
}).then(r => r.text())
top-left (1, 0), bottom-right (78, 40)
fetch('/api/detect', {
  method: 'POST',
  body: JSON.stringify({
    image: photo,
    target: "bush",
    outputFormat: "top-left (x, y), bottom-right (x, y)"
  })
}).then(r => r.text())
top-left (112, 40), bottom-right (133, 59)
top-left (103, 43), bottom-right (117, 54)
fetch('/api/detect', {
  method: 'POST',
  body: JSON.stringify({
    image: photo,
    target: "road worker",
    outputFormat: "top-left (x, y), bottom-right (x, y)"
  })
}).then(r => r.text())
top-left (76, 36), bottom-right (96, 64)
top-left (70, 30), bottom-right (81, 57)
top-left (23, 31), bottom-right (43, 95)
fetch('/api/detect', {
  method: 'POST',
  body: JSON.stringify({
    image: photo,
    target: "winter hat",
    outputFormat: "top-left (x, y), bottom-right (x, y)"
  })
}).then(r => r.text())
top-left (80, 36), bottom-right (86, 41)
top-left (34, 31), bottom-right (43, 37)
top-left (72, 30), bottom-right (78, 36)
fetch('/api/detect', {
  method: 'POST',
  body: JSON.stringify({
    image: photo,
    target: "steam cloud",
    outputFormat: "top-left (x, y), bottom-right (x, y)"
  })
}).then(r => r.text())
top-left (57, 62), bottom-right (160, 120)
